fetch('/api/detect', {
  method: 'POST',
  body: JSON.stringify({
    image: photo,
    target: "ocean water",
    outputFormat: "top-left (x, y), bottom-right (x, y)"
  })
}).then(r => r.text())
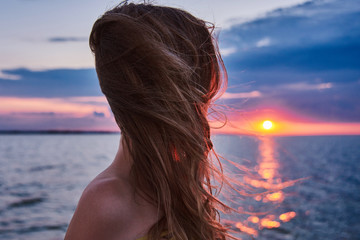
top-left (0, 134), bottom-right (359, 240)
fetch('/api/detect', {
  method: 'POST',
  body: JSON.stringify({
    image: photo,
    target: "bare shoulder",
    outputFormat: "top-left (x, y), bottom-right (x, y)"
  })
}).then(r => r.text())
top-left (79, 176), bottom-right (132, 219)
top-left (64, 176), bottom-right (132, 240)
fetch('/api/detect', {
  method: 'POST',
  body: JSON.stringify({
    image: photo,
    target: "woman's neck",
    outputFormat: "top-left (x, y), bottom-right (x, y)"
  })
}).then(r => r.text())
top-left (110, 135), bottom-right (133, 181)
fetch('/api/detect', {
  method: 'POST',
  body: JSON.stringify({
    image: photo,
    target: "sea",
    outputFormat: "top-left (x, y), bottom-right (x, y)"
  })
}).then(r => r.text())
top-left (0, 134), bottom-right (359, 240)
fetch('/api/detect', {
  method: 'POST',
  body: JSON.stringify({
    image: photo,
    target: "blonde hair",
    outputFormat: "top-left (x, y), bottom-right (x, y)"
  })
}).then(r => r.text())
top-left (89, 2), bottom-right (234, 239)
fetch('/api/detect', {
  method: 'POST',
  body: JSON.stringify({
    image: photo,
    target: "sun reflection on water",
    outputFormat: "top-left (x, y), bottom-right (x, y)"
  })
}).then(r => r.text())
top-left (233, 136), bottom-right (298, 237)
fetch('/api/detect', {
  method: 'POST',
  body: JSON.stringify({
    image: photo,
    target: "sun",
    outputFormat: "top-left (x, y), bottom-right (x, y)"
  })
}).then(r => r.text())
top-left (262, 120), bottom-right (273, 130)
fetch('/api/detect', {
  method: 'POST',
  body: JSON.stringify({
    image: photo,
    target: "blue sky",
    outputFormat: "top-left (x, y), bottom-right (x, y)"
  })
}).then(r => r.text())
top-left (0, 0), bottom-right (359, 133)
top-left (0, 0), bottom-right (307, 71)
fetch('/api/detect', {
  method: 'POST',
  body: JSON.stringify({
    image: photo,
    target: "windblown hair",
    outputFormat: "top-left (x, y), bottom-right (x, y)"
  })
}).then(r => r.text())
top-left (89, 2), bottom-right (233, 240)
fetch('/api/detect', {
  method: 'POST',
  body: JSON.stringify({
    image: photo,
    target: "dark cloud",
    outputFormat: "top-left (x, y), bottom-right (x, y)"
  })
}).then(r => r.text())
top-left (224, 42), bottom-right (360, 72)
top-left (221, 0), bottom-right (360, 72)
top-left (48, 37), bottom-right (87, 43)
top-left (93, 111), bottom-right (105, 118)
top-left (219, 0), bottom-right (360, 122)
top-left (0, 113), bottom-right (117, 131)
top-left (0, 68), bottom-right (101, 97)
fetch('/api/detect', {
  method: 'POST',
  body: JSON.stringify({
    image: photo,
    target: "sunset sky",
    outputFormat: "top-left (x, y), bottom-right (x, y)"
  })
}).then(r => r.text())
top-left (0, 0), bottom-right (359, 135)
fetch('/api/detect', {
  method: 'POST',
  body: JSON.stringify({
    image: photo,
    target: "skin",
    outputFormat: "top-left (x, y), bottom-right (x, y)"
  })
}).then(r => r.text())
top-left (64, 136), bottom-right (163, 240)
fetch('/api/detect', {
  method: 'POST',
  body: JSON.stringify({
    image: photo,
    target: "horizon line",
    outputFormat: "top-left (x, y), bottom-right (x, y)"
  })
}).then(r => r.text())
top-left (1, 129), bottom-right (359, 137)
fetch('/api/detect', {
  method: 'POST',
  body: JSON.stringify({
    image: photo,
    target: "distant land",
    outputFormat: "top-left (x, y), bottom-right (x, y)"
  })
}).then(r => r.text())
top-left (0, 130), bottom-right (120, 134)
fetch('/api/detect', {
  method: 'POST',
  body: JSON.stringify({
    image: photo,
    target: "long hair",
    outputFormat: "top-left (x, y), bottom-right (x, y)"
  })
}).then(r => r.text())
top-left (89, 2), bottom-right (233, 239)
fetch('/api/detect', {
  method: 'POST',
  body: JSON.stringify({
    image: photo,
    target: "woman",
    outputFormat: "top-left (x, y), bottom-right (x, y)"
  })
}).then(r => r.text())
top-left (65, 1), bottom-right (235, 240)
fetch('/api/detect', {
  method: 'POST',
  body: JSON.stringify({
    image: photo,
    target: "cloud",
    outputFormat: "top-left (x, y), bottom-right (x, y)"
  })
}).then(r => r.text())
top-left (274, 83), bottom-right (360, 122)
top-left (0, 96), bottom-right (111, 117)
top-left (93, 111), bottom-right (105, 118)
top-left (218, 0), bottom-right (360, 122)
top-left (225, 43), bottom-right (360, 71)
top-left (11, 112), bottom-right (55, 116)
top-left (48, 37), bottom-right (87, 43)
top-left (226, 80), bottom-right (360, 122)
top-left (221, 91), bottom-right (262, 99)
top-left (0, 68), bottom-right (101, 97)
top-left (280, 82), bottom-right (332, 91)
top-left (67, 96), bottom-right (108, 106)
top-left (220, 47), bottom-right (237, 56)
top-left (0, 70), bottom-right (21, 80)
top-left (256, 37), bottom-right (271, 47)
top-left (0, 112), bottom-right (118, 131)
top-left (221, 0), bottom-right (360, 71)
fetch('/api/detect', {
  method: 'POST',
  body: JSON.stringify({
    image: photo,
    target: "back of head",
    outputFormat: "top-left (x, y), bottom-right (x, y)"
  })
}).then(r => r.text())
top-left (89, 2), bottom-right (229, 240)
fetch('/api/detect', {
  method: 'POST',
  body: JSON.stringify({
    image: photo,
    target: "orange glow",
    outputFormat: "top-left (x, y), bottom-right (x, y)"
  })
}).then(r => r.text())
top-left (260, 218), bottom-right (281, 228)
top-left (2, 96), bottom-right (359, 135)
top-left (235, 222), bottom-right (258, 237)
top-left (254, 195), bottom-right (262, 201)
top-left (244, 176), bottom-right (298, 190)
top-left (262, 120), bottom-right (273, 130)
top-left (248, 216), bottom-right (260, 224)
top-left (258, 137), bottom-right (278, 180)
top-left (279, 211), bottom-right (296, 222)
top-left (260, 168), bottom-right (275, 179)
top-left (0, 96), bottom-right (120, 131)
top-left (211, 108), bottom-right (360, 136)
top-left (265, 191), bottom-right (284, 202)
